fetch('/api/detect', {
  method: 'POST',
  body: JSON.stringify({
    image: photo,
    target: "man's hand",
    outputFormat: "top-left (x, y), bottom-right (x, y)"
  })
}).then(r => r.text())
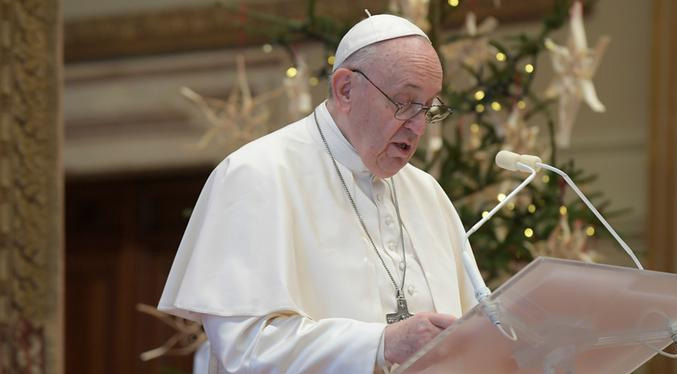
top-left (383, 312), bottom-right (456, 364)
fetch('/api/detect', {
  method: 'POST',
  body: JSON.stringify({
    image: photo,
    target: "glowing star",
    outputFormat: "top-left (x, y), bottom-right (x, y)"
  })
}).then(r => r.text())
top-left (544, 1), bottom-right (610, 148)
top-left (440, 12), bottom-right (498, 72)
top-left (389, 0), bottom-right (431, 32)
top-left (525, 213), bottom-right (600, 264)
top-left (181, 54), bottom-right (283, 149)
top-left (500, 106), bottom-right (540, 156)
top-left (283, 55), bottom-right (313, 120)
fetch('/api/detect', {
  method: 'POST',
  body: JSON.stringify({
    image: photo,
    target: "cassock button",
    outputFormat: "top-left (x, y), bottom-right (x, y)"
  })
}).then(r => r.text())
top-left (388, 241), bottom-right (397, 251)
top-left (407, 285), bottom-right (416, 296)
top-left (376, 193), bottom-right (383, 202)
top-left (385, 215), bottom-right (394, 226)
top-left (399, 261), bottom-right (405, 271)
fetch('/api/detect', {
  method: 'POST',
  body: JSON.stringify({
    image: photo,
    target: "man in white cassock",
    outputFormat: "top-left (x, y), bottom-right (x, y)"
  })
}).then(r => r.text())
top-left (159, 13), bottom-right (480, 374)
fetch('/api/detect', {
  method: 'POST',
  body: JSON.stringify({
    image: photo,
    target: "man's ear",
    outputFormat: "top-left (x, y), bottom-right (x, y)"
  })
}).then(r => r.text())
top-left (330, 68), bottom-right (353, 112)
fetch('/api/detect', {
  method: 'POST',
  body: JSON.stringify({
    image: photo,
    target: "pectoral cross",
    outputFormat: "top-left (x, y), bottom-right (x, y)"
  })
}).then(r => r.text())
top-left (386, 292), bottom-right (413, 324)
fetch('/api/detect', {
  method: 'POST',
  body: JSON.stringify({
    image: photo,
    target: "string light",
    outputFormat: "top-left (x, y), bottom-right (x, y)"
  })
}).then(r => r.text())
top-left (517, 100), bottom-right (527, 109)
top-left (482, 211), bottom-right (490, 218)
top-left (475, 104), bottom-right (485, 113)
top-left (448, 0), bottom-right (460, 6)
top-left (495, 52), bottom-right (506, 62)
top-left (559, 205), bottom-right (568, 215)
top-left (474, 90), bottom-right (485, 101)
top-left (528, 204), bottom-right (536, 213)
top-left (525, 63), bottom-right (535, 73)
top-left (586, 226), bottom-right (596, 237)
top-left (286, 67), bottom-right (298, 78)
top-left (491, 101), bottom-right (502, 111)
top-left (542, 175), bottom-right (550, 184)
top-left (470, 123), bottom-right (480, 133)
top-left (262, 44), bottom-right (273, 53)
top-left (524, 228), bottom-right (534, 238)
top-left (507, 202), bottom-right (515, 210)
top-left (309, 77), bottom-right (319, 86)
top-left (497, 193), bottom-right (506, 202)
top-left (327, 55), bottom-right (336, 65)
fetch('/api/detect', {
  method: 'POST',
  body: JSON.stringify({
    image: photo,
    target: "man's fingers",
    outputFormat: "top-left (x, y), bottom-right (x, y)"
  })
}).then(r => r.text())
top-left (427, 313), bottom-right (456, 330)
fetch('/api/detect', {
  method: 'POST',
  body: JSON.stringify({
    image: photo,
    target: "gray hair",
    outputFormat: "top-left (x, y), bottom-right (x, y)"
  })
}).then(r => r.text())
top-left (327, 35), bottom-right (429, 98)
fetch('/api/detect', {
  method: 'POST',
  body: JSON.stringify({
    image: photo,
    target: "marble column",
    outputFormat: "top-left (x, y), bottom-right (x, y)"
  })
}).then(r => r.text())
top-left (0, 0), bottom-right (63, 373)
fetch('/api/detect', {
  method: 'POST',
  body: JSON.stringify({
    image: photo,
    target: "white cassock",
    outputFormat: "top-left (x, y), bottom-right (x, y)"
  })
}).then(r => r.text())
top-left (159, 101), bottom-right (479, 373)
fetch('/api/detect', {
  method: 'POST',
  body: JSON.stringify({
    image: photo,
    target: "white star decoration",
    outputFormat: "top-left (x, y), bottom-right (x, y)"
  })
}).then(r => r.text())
top-left (544, 1), bottom-right (610, 148)
top-left (440, 12), bottom-right (498, 73)
top-left (181, 54), bottom-right (283, 149)
top-left (389, 0), bottom-right (431, 32)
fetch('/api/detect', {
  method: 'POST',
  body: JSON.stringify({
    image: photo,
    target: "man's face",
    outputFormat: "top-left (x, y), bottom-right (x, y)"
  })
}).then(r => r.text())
top-left (346, 37), bottom-right (443, 179)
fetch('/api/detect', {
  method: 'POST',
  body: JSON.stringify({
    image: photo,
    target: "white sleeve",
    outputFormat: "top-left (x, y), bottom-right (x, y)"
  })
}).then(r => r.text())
top-left (201, 313), bottom-right (387, 374)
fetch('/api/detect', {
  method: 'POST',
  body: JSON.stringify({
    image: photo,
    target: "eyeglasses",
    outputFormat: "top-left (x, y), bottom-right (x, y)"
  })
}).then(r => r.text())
top-left (351, 69), bottom-right (452, 124)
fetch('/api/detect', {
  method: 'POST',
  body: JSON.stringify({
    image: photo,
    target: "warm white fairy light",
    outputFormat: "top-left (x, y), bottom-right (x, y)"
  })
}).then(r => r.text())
top-left (448, 0), bottom-right (460, 6)
top-left (496, 52), bottom-right (506, 61)
top-left (327, 55), bottom-right (336, 65)
top-left (524, 228), bottom-right (534, 238)
top-left (475, 104), bottom-right (485, 113)
top-left (482, 210), bottom-right (490, 218)
top-left (286, 67), bottom-right (298, 78)
top-left (542, 175), bottom-right (550, 184)
top-left (528, 204), bottom-right (536, 213)
top-left (497, 193), bottom-right (506, 202)
top-left (474, 90), bottom-right (485, 100)
top-left (525, 63), bottom-right (535, 73)
top-left (586, 226), bottom-right (596, 236)
top-left (491, 101), bottom-right (502, 111)
top-left (559, 205), bottom-right (568, 215)
top-left (262, 44), bottom-right (273, 53)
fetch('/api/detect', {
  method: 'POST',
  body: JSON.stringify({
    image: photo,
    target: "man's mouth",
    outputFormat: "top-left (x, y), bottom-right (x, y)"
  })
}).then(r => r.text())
top-left (395, 142), bottom-right (410, 151)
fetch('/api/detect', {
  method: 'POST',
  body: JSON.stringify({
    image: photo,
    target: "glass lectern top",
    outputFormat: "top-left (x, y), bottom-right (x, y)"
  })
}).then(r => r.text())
top-left (395, 257), bottom-right (677, 374)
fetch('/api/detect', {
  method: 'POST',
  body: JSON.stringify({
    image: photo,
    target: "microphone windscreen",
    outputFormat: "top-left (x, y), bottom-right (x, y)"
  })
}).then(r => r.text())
top-left (495, 150), bottom-right (520, 171)
top-left (519, 155), bottom-right (542, 171)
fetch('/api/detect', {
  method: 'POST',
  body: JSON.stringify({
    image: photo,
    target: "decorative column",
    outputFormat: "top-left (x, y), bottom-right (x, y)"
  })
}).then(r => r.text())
top-left (0, 0), bottom-right (63, 373)
top-left (649, 0), bottom-right (677, 373)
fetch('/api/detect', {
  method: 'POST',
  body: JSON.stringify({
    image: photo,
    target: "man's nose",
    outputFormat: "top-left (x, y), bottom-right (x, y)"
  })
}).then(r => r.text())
top-left (403, 111), bottom-right (427, 136)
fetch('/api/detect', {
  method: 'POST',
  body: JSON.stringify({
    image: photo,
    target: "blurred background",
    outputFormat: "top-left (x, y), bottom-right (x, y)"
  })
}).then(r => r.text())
top-left (1, 0), bottom-right (675, 373)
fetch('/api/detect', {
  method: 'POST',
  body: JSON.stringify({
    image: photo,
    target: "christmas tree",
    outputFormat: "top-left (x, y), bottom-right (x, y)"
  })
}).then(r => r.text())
top-left (189, 0), bottom-right (620, 286)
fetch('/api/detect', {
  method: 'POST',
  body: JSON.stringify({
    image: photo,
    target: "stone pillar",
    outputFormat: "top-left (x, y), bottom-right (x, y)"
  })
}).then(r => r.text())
top-left (0, 0), bottom-right (63, 373)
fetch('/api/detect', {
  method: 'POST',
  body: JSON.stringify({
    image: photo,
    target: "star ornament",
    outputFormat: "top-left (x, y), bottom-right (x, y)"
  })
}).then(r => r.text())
top-left (544, 1), bottom-right (610, 148)
top-left (389, 0), bottom-right (431, 32)
top-left (181, 54), bottom-right (283, 149)
top-left (440, 12), bottom-right (499, 73)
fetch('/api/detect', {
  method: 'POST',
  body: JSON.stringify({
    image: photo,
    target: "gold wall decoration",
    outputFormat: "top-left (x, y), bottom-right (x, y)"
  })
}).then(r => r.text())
top-left (64, 0), bottom-right (561, 63)
top-left (0, 0), bottom-right (63, 373)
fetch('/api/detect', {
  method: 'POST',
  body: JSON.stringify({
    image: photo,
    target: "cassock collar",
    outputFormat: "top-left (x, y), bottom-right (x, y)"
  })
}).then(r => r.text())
top-left (314, 101), bottom-right (372, 179)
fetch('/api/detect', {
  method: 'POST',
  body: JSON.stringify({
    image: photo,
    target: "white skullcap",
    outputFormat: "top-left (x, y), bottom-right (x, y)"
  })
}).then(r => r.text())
top-left (332, 13), bottom-right (429, 71)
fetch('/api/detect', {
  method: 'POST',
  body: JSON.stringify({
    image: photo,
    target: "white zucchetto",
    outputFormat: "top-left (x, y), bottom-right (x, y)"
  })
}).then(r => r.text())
top-left (332, 13), bottom-right (430, 71)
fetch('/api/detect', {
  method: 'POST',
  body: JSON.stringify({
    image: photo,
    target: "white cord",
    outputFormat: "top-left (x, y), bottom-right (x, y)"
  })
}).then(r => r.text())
top-left (537, 163), bottom-right (644, 270)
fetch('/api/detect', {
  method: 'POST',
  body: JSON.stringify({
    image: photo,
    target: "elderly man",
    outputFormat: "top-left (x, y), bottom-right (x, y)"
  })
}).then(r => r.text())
top-left (159, 13), bottom-right (478, 373)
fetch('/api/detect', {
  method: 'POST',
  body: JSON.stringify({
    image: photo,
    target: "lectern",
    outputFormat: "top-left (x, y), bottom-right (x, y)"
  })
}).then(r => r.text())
top-left (395, 257), bottom-right (677, 374)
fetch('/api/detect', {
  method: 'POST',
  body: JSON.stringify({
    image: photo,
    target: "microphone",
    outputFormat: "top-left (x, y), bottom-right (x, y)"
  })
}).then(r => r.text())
top-left (495, 150), bottom-right (542, 173)
top-left (494, 150), bottom-right (644, 270)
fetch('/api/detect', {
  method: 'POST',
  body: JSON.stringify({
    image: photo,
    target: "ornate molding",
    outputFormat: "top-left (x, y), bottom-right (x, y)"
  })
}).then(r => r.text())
top-left (0, 0), bottom-right (63, 373)
top-left (64, 0), bottom-right (560, 62)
